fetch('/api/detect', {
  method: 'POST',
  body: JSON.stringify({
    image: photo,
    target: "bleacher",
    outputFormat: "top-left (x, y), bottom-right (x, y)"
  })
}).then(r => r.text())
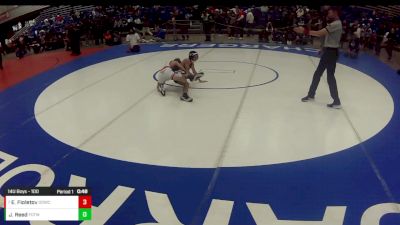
top-left (354, 5), bottom-right (400, 17)
top-left (10, 5), bottom-right (95, 41)
top-left (36, 5), bottom-right (95, 22)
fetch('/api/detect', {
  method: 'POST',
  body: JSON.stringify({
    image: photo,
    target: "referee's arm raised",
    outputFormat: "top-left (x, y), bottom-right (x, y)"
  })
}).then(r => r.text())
top-left (294, 26), bottom-right (327, 37)
top-left (294, 22), bottom-right (341, 37)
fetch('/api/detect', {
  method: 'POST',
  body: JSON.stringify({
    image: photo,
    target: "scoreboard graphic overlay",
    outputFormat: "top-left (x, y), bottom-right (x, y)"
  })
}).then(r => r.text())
top-left (0, 43), bottom-right (399, 224)
top-left (4, 187), bottom-right (91, 221)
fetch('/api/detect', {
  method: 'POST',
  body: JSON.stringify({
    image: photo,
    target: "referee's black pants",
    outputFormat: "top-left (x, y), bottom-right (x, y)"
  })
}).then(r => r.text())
top-left (308, 48), bottom-right (340, 103)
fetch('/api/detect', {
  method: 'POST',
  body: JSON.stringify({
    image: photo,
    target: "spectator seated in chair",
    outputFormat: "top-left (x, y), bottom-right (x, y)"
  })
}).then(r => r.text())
top-left (104, 31), bottom-right (113, 46)
top-left (30, 40), bottom-right (41, 54)
top-left (15, 36), bottom-right (27, 59)
top-left (112, 31), bottom-right (122, 45)
top-left (153, 26), bottom-right (166, 41)
top-left (126, 29), bottom-right (141, 53)
top-left (345, 35), bottom-right (360, 59)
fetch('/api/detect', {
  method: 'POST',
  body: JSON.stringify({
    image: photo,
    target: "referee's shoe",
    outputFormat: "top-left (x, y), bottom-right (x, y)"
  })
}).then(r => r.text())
top-left (302, 96), bottom-right (342, 109)
top-left (327, 101), bottom-right (342, 109)
top-left (301, 96), bottom-right (315, 102)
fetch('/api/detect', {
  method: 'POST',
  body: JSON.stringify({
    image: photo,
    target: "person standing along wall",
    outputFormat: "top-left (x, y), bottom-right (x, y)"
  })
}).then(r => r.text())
top-left (70, 25), bottom-right (81, 56)
top-left (236, 9), bottom-right (245, 40)
top-left (246, 9), bottom-right (255, 37)
top-left (383, 28), bottom-right (396, 61)
top-left (202, 10), bottom-right (213, 42)
top-left (171, 16), bottom-right (178, 41)
top-left (375, 24), bottom-right (386, 56)
top-left (228, 10), bottom-right (237, 39)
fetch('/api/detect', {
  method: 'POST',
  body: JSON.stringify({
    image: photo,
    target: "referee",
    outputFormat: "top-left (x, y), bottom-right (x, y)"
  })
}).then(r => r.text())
top-left (294, 7), bottom-right (342, 109)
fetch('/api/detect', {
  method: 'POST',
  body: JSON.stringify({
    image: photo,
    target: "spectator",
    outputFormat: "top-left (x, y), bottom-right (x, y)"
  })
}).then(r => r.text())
top-left (347, 37), bottom-right (360, 58)
top-left (236, 9), bottom-right (245, 39)
top-left (112, 31), bottom-right (122, 45)
top-left (363, 26), bottom-right (373, 49)
top-left (75, 10), bottom-right (81, 19)
top-left (126, 29), bottom-right (141, 53)
top-left (260, 5), bottom-right (268, 16)
top-left (201, 10), bottom-right (213, 42)
top-left (30, 39), bottom-right (41, 54)
top-left (69, 25), bottom-right (81, 56)
top-left (214, 9), bottom-right (224, 34)
top-left (133, 17), bottom-right (143, 31)
top-left (228, 10), bottom-right (236, 39)
top-left (104, 30), bottom-right (113, 46)
top-left (266, 21), bottom-right (274, 42)
top-left (347, 21), bottom-right (361, 56)
top-left (340, 20), bottom-right (348, 48)
top-left (246, 8), bottom-right (255, 36)
top-left (375, 24), bottom-right (386, 56)
top-left (383, 27), bottom-right (396, 61)
top-left (259, 21), bottom-right (273, 42)
top-left (286, 29), bottom-right (296, 45)
top-left (9, 4), bottom-right (400, 62)
top-left (352, 21), bottom-right (361, 43)
top-left (93, 20), bottom-right (104, 45)
top-left (180, 10), bottom-right (191, 40)
top-left (83, 20), bottom-right (94, 46)
top-left (153, 25), bottom-right (166, 41)
top-left (171, 16), bottom-right (178, 41)
top-left (114, 17), bottom-right (122, 31)
top-left (15, 35), bottom-right (27, 59)
top-left (4, 39), bottom-right (11, 54)
top-left (142, 16), bottom-right (153, 37)
top-left (64, 30), bottom-right (71, 51)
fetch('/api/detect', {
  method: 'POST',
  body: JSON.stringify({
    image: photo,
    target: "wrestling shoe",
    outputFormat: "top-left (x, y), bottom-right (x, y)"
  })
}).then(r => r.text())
top-left (180, 93), bottom-right (193, 102)
top-left (157, 83), bottom-right (165, 96)
top-left (327, 102), bottom-right (342, 109)
top-left (187, 74), bottom-right (195, 82)
top-left (193, 72), bottom-right (204, 81)
top-left (301, 96), bottom-right (315, 102)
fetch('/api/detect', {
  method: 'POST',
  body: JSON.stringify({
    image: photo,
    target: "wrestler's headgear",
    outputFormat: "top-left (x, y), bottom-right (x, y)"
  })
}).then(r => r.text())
top-left (189, 51), bottom-right (199, 61)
